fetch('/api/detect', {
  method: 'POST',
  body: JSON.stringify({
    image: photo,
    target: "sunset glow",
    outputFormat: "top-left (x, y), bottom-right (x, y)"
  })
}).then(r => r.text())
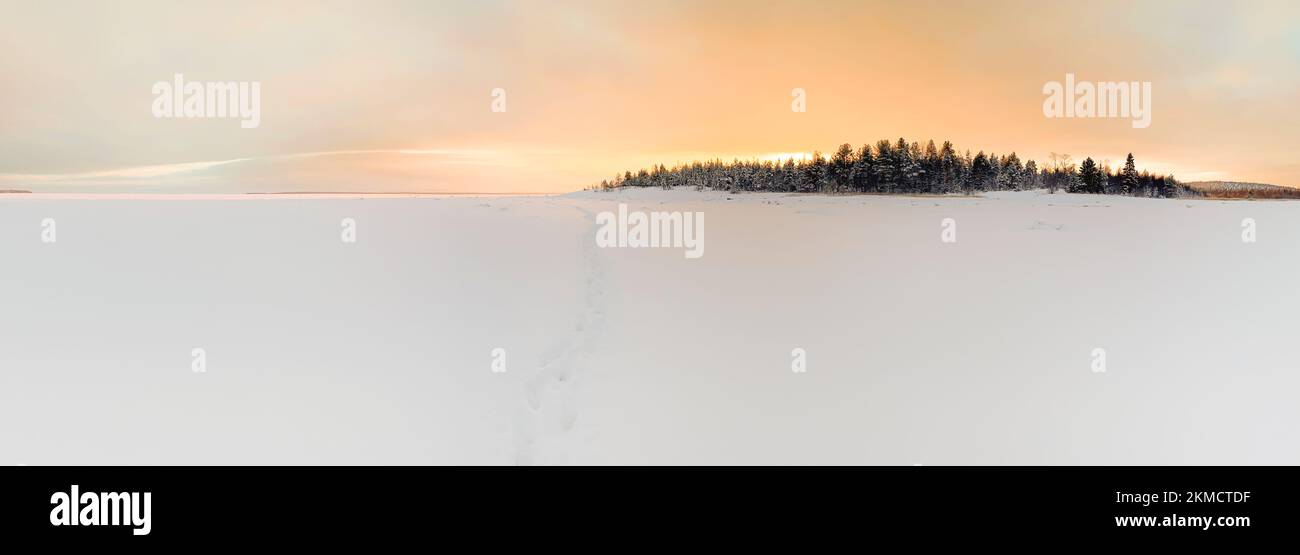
top-left (1, 0), bottom-right (1297, 192)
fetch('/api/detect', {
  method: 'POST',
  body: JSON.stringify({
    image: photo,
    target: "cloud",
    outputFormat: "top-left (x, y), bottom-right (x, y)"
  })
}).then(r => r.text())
top-left (0, 149), bottom-right (583, 193)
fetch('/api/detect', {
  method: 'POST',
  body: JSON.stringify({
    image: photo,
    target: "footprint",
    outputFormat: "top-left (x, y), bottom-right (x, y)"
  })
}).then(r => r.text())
top-left (514, 204), bottom-right (609, 465)
top-left (523, 377), bottom-right (544, 411)
top-left (537, 341), bottom-right (567, 368)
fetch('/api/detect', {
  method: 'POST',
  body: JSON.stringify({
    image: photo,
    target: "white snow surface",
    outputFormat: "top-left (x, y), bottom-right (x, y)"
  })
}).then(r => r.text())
top-left (2, 188), bottom-right (1297, 465)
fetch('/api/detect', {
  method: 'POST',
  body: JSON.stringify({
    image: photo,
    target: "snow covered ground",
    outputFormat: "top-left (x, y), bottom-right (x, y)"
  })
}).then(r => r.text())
top-left (2, 189), bottom-right (1298, 465)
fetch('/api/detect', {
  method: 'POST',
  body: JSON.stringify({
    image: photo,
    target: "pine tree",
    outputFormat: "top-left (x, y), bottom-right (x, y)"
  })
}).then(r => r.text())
top-left (830, 143), bottom-right (856, 193)
top-left (1023, 160), bottom-right (1039, 189)
top-left (997, 152), bottom-right (1022, 190)
top-left (1121, 153), bottom-right (1139, 196)
top-left (938, 141), bottom-right (958, 193)
top-left (961, 150), bottom-right (974, 192)
top-left (852, 144), bottom-right (874, 192)
top-left (971, 151), bottom-right (994, 192)
top-left (1159, 174), bottom-right (1178, 198)
top-left (800, 152), bottom-right (826, 192)
top-left (1079, 157), bottom-right (1103, 194)
top-left (986, 153), bottom-right (998, 189)
top-left (921, 140), bottom-right (940, 193)
top-left (781, 158), bottom-right (798, 192)
top-left (874, 140), bottom-right (896, 192)
top-left (896, 138), bottom-right (917, 192)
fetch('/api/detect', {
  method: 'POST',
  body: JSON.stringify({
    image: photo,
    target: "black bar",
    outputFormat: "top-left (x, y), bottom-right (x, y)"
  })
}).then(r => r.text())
top-left (3, 466), bottom-right (1288, 543)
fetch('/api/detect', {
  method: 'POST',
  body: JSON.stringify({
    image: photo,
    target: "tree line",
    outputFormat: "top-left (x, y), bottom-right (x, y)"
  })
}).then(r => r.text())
top-left (599, 139), bottom-right (1193, 198)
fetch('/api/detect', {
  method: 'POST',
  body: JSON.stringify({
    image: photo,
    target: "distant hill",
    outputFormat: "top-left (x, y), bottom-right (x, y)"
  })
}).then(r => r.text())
top-left (1185, 181), bottom-right (1300, 199)
top-left (0, 189), bottom-right (32, 194)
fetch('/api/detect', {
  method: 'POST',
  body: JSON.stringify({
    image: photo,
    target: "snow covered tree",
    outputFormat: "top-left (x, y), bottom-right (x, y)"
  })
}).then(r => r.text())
top-left (852, 144), bottom-right (874, 192)
top-left (800, 152), bottom-right (826, 192)
top-left (1121, 153), bottom-right (1139, 196)
top-left (938, 141), bottom-right (959, 194)
top-left (873, 140), bottom-right (897, 192)
top-left (997, 152), bottom-right (1022, 190)
top-left (897, 138), bottom-right (918, 192)
top-left (1079, 157), bottom-right (1103, 194)
top-left (829, 143), bottom-right (856, 193)
top-left (602, 139), bottom-right (1176, 198)
top-left (970, 151), bottom-right (994, 192)
top-left (1023, 160), bottom-right (1039, 189)
top-left (920, 140), bottom-right (940, 193)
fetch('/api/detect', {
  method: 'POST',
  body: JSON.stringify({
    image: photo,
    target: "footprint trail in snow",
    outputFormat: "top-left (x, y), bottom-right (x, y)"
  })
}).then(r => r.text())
top-left (514, 204), bottom-right (607, 465)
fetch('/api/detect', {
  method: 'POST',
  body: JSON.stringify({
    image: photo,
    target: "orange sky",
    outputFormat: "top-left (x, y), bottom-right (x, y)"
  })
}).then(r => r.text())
top-left (1, 0), bottom-right (1297, 192)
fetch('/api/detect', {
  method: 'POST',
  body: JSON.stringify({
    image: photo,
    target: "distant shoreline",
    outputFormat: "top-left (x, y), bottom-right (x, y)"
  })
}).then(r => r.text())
top-left (246, 191), bottom-right (555, 196)
top-left (0, 191), bottom-right (562, 200)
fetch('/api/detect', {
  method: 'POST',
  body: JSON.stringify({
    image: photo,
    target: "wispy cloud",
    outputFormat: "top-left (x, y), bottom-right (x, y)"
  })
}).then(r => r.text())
top-left (0, 149), bottom-right (580, 193)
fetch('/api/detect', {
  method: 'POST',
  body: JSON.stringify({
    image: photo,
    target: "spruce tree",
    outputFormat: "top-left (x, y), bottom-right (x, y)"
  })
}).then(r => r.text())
top-left (1079, 157), bottom-right (1103, 194)
top-left (801, 151), bottom-right (826, 192)
top-left (922, 140), bottom-right (940, 193)
top-left (1121, 153), bottom-right (1139, 196)
top-left (830, 143), bottom-right (856, 192)
top-left (971, 152), bottom-right (993, 192)
top-left (852, 144), bottom-right (874, 192)
top-left (896, 138), bottom-right (916, 192)
top-left (873, 140), bottom-right (896, 192)
top-left (939, 141), bottom-right (958, 193)
top-left (782, 158), bottom-right (798, 192)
